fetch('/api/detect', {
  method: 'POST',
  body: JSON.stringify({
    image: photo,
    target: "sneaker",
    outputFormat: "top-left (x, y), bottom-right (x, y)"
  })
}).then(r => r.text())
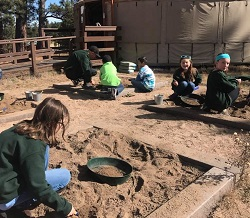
top-left (14, 199), bottom-right (41, 211)
top-left (220, 109), bottom-right (230, 116)
top-left (194, 86), bottom-right (199, 91)
top-left (82, 83), bottom-right (95, 90)
top-left (72, 80), bottom-right (80, 86)
top-left (111, 88), bottom-right (117, 100)
top-left (85, 82), bottom-right (93, 87)
top-left (201, 103), bottom-right (211, 112)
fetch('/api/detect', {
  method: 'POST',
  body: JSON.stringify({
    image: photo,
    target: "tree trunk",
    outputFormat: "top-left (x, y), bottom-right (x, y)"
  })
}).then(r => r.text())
top-left (0, 17), bottom-right (3, 53)
top-left (15, 14), bottom-right (27, 52)
top-left (37, 0), bottom-right (46, 49)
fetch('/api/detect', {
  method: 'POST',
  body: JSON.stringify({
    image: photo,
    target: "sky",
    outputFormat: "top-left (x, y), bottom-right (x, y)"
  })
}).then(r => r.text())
top-left (45, 0), bottom-right (58, 9)
top-left (46, 0), bottom-right (61, 23)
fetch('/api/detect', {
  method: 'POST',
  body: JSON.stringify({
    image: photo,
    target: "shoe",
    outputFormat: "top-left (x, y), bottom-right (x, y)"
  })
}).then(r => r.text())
top-left (201, 103), bottom-right (211, 112)
top-left (169, 93), bottom-right (178, 100)
top-left (82, 83), bottom-right (96, 90)
top-left (14, 199), bottom-right (41, 211)
top-left (72, 79), bottom-right (80, 86)
top-left (194, 86), bottom-right (199, 91)
top-left (220, 109), bottom-right (230, 116)
top-left (110, 88), bottom-right (117, 100)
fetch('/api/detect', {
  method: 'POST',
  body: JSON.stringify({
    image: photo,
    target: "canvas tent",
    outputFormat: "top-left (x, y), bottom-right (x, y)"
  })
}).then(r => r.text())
top-left (112, 0), bottom-right (250, 65)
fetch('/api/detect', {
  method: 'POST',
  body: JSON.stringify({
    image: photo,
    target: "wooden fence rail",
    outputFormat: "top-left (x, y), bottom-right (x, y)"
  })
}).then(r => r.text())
top-left (0, 36), bottom-right (76, 76)
top-left (0, 26), bottom-right (119, 76)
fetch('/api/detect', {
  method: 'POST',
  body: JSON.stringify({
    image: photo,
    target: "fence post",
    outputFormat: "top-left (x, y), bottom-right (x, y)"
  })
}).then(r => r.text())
top-left (41, 28), bottom-right (46, 48)
top-left (13, 42), bottom-right (17, 64)
top-left (69, 39), bottom-right (73, 55)
top-left (30, 41), bottom-right (38, 76)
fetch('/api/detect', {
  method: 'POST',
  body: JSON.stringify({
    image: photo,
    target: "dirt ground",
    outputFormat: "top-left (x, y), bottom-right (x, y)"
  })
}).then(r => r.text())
top-left (0, 69), bottom-right (250, 218)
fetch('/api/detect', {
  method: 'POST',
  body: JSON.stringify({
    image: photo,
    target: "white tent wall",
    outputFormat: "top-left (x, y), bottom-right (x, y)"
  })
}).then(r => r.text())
top-left (113, 0), bottom-right (250, 65)
top-left (114, 1), bottom-right (162, 65)
top-left (137, 44), bottom-right (158, 63)
top-left (223, 1), bottom-right (250, 43)
top-left (244, 43), bottom-right (250, 62)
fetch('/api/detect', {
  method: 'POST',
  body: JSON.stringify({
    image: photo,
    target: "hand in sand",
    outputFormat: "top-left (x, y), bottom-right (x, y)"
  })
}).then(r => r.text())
top-left (67, 206), bottom-right (78, 217)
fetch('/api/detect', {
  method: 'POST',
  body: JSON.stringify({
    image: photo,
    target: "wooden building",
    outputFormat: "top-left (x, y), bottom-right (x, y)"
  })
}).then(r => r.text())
top-left (73, 0), bottom-right (250, 66)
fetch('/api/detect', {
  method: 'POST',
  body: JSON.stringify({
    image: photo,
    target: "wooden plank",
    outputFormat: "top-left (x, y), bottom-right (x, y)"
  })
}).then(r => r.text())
top-left (84, 36), bottom-right (115, 42)
top-left (36, 48), bottom-right (53, 54)
top-left (85, 26), bottom-right (117, 31)
top-left (0, 53), bottom-right (12, 58)
top-left (99, 47), bottom-right (115, 52)
top-left (0, 51), bottom-right (30, 58)
top-left (91, 59), bottom-right (103, 66)
top-left (0, 36), bottom-right (53, 45)
top-left (30, 41), bottom-right (38, 75)
top-left (0, 52), bottom-right (30, 62)
top-left (13, 55), bottom-right (29, 62)
top-left (13, 51), bottom-right (30, 56)
top-left (0, 57), bottom-right (14, 62)
top-left (51, 36), bottom-right (76, 41)
top-left (36, 52), bottom-right (55, 58)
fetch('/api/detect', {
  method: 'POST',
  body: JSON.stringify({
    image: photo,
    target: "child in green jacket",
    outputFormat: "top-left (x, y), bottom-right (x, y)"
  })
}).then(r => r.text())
top-left (0, 97), bottom-right (77, 217)
top-left (204, 53), bottom-right (242, 114)
top-left (99, 55), bottom-right (124, 99)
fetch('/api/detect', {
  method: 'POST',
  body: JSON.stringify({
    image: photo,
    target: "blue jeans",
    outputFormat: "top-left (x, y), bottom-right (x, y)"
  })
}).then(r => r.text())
top-left (0, 146), bottom-right (71, 211)
top-left (229, 87), bottom-right (240, 104)
top-left (102, 82), bottom-right (125, 95)
top-left (115, 83), bottom-right (125, 95)
top-left (131, 79), bottom-right (152, 92)
top-left (173, 81), bottom-right (195, 96)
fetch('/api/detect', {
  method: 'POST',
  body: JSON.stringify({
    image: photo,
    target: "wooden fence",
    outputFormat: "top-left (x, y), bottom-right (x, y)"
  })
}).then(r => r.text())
top-left (0, 36), bottom-right (75, 76)
top-left (0, 26), bottom-right (118, 76)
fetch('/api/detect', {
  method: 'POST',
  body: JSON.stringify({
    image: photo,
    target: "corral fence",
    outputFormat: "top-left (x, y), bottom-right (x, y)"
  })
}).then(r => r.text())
top-left (0, 36), bottom-right (76, 76)
top-left (0, 26), bottom-right (118, 77)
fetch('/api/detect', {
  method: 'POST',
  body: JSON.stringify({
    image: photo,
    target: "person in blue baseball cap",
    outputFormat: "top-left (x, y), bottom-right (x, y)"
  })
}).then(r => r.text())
top-left (203, 53), bottom-right (242, 115)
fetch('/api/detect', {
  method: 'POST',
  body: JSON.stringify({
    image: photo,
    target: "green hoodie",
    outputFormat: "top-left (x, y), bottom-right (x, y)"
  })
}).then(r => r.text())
top-left (0, 126), bottom-right (72, 216)
top-left (205, 69), bottom-right (238, 111)
top-left (100, 62), bottom-right (121, 86)
top-left (64, 49), bottom-right (91, 80)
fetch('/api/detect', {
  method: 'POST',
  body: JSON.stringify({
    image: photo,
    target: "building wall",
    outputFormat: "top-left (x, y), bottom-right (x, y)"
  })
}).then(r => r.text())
top-left (113, 0), bottom-right (250, 65)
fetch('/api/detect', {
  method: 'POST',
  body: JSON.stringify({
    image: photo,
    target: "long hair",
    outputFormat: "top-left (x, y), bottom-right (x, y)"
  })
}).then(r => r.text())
top-left (14, 97), bottom-right (70, 146)
top-left (180, 58), bottom-right (196, 82)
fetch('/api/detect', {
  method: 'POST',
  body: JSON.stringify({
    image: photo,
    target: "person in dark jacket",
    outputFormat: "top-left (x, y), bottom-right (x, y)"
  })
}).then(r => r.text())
top-left (169, 55), bottom-right (202, 100)
top-left (0, 97), bottom-right (77, 217)
top-left (204, 53), bottom-right (242, 114)
top-left (64, 46), bottom-right (101, 88)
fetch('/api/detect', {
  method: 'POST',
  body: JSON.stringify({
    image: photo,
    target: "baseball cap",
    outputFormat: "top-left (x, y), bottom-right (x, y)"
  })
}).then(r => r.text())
top-left (89, 46), bottom-right (101, 58)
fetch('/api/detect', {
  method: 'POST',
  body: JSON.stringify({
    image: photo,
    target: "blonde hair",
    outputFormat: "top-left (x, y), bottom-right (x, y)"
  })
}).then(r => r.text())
top-left (14, 97), bottom-right (70, 146)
